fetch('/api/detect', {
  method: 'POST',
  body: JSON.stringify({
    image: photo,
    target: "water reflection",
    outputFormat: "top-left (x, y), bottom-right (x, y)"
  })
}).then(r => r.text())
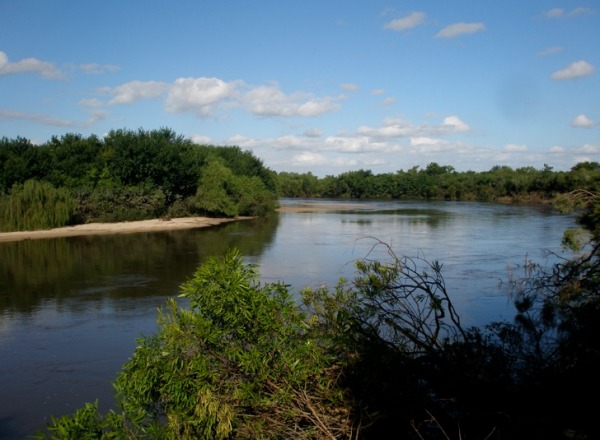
top-left (0, 215), bottom-right (280, 314)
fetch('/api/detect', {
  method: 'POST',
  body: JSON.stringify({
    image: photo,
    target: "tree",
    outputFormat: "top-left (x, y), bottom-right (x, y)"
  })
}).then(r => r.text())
top-left (105, 128), bottom-right (199, 201)
top-left (192, 159), bottom-right (240, 217)
top-left (0, 136), bottom-right (46, 192)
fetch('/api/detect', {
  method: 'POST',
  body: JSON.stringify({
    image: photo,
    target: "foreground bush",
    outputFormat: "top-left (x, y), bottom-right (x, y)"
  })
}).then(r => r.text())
top-left (37, 249), bottom-right (355, 439)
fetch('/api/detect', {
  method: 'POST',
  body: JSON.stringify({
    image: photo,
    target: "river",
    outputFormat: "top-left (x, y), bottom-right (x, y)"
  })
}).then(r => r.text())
top-left (0, 199), bottom-right (579, 439)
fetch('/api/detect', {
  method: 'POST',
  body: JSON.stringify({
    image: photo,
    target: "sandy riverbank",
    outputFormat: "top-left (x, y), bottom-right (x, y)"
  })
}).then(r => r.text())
top-left (0, 216), bottom-right (252, 243)
top-left (0, 202), bottom-right (364, 243)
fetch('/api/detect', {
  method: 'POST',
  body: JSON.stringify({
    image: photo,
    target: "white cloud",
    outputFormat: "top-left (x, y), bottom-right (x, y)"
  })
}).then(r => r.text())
top-left (190, 135), bottom-right (213, 144)
top-left (441, 116), bottom-right (470, 133)
top-left (273, 135), bottom-right (307, 149)
top-left (504, 144), bottom-right (528, 152)
top-left (381, 97), bottom-right (396, 106)
top-left (97, 77), bottom-right (340, 118)
top-left (409, 140), bottom-right (457, 155)
top-left (323, 135), bottom-right (390, 153)
top-left (358, 115), bottom-right (470, 138)
top-left (79, 98), bottom-right (103, 108)
top-left (544, 7), bottom-right (593, 18)
top-left (0, 109), bottom-right (74, 126)
top-left (288, 154), bottom-right (365, 170)
top-left (340, 83), bottom-right (358, 92)
top-left (537, 46), bottom-right (562, 57)
top-left (569, 7), bottom-right (593, 17)
top-left (435, 22), bottom-right (486, 38)
top-left (243, 83), bottom-right (341, 117)
top-left (165, 77), bottom-right (239, 116)
top-left (551, 60), bottom-right (595, 80)
top-left (0, 106), bottom-right (108, 129)
top-left (330, 157), bottom-right (362, 167)
top-left (579, 143), bottom-right (600, 154)
top-left (384, 12), bottom-right (426, 32)
top-left (549, 145), bottom-right (566, 154)
top-left (80, 63), bottom-right (120, 74)
top-left (358, 117), bottom-right (414, 137)
top-left (371, 89), bottom-right (385, 95)
top-left (225, 134), bottom-right (262, 149)
top-left (83, 109), bottom-right (110, 127)
top-left (290, 151), bottom-right (328, 166)
top-left (103, 80), bottom-right (168, 105)
top-left (0, 50), bottom-right (62, 79)
top-left (545, 8), bottom-right (565, 18)
top-left (571, 114), bottom-right (596, 128)
top-left (304, 128), bottom-right (322, 138)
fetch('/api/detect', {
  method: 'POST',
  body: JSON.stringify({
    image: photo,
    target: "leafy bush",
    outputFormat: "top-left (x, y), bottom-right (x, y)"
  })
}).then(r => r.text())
top-left (72, 185), bottom-right (167, 223)
top-left (192, 159), bottom-right (278, 217)
top-left (37, 249), bottom-right (354, 439)
top-left (192, 159), bottom-right (240, 217)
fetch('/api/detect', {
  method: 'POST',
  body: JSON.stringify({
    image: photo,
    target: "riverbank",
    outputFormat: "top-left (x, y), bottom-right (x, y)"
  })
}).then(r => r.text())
top-left (0, 202), bottom-right (368, 243)
top-left (0, 199), bottom-right (549, 243)
top-left (0, 216), bottom-right (254, 243)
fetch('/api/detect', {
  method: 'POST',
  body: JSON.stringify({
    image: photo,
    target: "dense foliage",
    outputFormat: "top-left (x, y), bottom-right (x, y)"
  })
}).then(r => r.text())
top-left (0, 129), bottom-right (278, 230)
top-left (277, 162), bottom-right (600, 202)
top-left (37, 249), bottom-right (355, 439)
top-left (37, 190), bottom-right (600, 439)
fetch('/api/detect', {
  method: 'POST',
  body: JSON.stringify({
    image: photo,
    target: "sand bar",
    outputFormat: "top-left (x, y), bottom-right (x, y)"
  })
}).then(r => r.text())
top-left (0, 216), bottom-right (252, 243)
top-left (0, 202), bottom-right (364, 243)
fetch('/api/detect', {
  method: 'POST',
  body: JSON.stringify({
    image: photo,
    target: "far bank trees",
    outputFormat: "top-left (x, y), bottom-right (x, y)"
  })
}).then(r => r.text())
top-left (277, 162), bottom-right (600, 202)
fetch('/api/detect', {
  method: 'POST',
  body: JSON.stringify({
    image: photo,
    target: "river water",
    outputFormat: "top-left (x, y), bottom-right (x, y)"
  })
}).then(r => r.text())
top-left (0, 199), bottom-right (579, 439)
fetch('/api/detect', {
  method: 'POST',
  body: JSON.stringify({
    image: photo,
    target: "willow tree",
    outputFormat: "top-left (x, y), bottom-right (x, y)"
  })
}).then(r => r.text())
top-left (0, 179), bottom-right (74, 231)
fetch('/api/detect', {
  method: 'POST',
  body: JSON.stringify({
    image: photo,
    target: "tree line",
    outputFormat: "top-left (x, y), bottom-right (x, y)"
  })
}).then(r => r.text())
top-left (277, 162), bottom-right (600, 202)
top-left (3, 127), bottom-right (600, 232)
top-left (0, 128), bottom-right (278, 231)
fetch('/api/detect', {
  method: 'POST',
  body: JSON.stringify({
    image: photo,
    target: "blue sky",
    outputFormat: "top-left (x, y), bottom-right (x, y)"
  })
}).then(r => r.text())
top-left (1, 1), bottom-right (598, 176)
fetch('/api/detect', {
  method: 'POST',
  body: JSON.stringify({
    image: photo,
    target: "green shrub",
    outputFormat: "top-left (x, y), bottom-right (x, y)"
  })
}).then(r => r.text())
top-left (38, 249), bottom-right (354, 439)
top-left (72, 185), bottom-right (167, 223)
top-left (0, 179), bottom-right (74, 231)
top-left (192, 159), bottom-right (240, 217)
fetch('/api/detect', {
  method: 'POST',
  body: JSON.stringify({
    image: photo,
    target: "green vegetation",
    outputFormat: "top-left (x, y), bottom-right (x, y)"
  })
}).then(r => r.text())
top-left (0, 180), bottom-right (74, 231)
top-left (0, 128), bottom-right (278, 231)
top-left (3, 127), bottom-right (600, 231)
top-left (277, 162), bottom-right (600, 202)
top-left (37, 249), bottom-right (354, 439)
top-left (36, 192), bottom-right (600, 438)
